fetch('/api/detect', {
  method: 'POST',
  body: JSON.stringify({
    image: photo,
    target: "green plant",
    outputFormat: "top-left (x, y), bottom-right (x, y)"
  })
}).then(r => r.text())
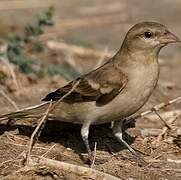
top-left (1, 7), bottom-right (80, 80)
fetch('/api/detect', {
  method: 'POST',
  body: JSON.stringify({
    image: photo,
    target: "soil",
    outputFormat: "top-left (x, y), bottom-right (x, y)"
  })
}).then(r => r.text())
top-left (0, 0), bottom-right (181, 179)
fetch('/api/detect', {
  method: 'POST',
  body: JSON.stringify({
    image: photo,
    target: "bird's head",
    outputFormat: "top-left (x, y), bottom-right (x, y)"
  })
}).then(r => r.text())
top-left (123, 22), bottom-right (180, 54)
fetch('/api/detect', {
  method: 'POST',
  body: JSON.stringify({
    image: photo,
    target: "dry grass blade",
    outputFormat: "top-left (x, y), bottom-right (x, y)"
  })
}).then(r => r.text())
top-left (41, 144), bottom-right (56, 158)
top-left (26, 80), bottom-right (81, 164)
top-left (152, 109), bottom-right (172, 129)
top-left (152, 116), bottom-right (178, 147)
top-left (26, 100), bottom-right (53, 164)
top-left (90, 142), bottom-right (97, 169)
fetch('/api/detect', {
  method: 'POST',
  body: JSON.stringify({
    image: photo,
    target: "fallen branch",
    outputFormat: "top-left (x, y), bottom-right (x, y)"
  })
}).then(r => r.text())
top-left (28, 156), bottom-right (121, 180)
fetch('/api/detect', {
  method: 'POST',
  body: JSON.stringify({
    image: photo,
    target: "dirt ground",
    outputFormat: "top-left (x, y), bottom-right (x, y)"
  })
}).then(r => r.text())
top-left (0, 0), bottom-right (181, 179)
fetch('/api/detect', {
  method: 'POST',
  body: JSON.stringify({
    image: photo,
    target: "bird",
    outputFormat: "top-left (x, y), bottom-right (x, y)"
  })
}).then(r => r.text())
top-left (0, 21), bottom-right (180, 162)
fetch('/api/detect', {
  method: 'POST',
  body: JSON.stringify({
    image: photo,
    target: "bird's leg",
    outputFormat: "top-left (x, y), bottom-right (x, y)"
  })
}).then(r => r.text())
top-left (81, 122), bottom-right (93, 162)
top-left (113, 120), bottom-right (146, 165)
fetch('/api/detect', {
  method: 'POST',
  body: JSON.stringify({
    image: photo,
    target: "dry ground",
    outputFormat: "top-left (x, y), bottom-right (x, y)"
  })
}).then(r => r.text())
top-left (0, 0), bottom-right (181, 179)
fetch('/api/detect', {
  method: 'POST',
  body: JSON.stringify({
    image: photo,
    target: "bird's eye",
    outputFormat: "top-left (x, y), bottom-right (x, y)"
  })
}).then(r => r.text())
top-left (144, 31), bottom-right (152, 38)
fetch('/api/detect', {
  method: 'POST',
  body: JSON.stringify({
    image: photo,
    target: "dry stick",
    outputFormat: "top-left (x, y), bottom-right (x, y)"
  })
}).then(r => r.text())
top-left (126, 96), bottom-right (181, 123)
top-left (0, 89), bottom-right (19, 110)
top-left (152, 109), bottom-right (172, 129)
top-left (28, 156), bottom-right (121, 180)
top-left (41, 144), bottom-right (56, 158)
top-left (26, 80), bottom-right (81, 164)
top-left (90, 142), bottom-right (97, 169)
top-left (152, 116), bottom-right (178, 146)
top-left (26, 100), bottom-right (53, 164)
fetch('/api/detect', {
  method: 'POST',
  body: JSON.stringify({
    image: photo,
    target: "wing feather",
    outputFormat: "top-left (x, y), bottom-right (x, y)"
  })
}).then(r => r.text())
top-left (42, 63), bottom-right (127, 106)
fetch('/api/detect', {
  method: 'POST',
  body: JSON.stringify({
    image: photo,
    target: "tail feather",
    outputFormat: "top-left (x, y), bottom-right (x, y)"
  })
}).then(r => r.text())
top-left (0, 102), bottom-right (49, 122)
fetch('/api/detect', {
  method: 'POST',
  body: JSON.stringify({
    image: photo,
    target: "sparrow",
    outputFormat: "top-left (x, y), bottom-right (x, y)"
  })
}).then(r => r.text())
top-left (0, 22), bottom-right (180, 162)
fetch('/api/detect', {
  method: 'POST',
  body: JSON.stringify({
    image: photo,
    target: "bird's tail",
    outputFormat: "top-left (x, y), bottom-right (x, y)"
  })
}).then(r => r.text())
top-left (0, 102), bottom-right (49, 123)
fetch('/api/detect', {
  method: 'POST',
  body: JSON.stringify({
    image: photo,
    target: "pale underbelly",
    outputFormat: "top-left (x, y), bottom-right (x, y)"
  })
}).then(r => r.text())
top-left (51, 64), bottom-right (159, 125)
top-left (51, 82), bottom-right (156, 125)
top-left (90, 85), bottom-right (155, 124)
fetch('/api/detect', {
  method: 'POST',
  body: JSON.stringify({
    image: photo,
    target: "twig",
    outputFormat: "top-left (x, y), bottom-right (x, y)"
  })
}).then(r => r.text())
top-left (49, 79), bottom-right (81, 111)
top-left (126, 96), bottom-right (181, 123)
top-left (167, 158), bottom-right (181, 164)
top-left (0, 89), bottom-right (19, 110)
top-left (41, 144), bottom-right (56, 158)
top-left (90, 142), bottom-right (97, 169)
top-left (152, 116), bottom-right (178, 147)
top-left (26, 100), bottom-right (53, 164)
top-left (26, 80), bottom-right (80, 164)
top-left (146, 153), bottom-right (164, 168)
top-left (145, 109), bottom-right (181, 122)
top-left (152, 109), bottom-right (172, 129)
top-left (28, 156), bottom-right (121, 180)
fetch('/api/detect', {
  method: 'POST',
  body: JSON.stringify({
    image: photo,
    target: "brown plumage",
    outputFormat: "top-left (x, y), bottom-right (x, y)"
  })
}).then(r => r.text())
top-left (42, 62), bottom-right (127, 106)
top-left (0, 22), bottom-right (180, 163)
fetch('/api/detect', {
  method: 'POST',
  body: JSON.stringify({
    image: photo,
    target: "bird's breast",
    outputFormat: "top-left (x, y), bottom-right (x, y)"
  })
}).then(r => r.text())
top-left (52, 61), bottom-right (160, 125)
top-left (91, 61), bottom-right (160, 124)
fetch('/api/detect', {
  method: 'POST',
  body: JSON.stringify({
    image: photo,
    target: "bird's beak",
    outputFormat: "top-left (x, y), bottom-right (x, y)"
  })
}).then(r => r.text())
top-left (158, 31), bottom-right (180, 44)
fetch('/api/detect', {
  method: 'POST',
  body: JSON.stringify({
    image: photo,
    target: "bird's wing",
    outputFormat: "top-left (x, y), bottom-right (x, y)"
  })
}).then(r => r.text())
top-left (42, 64), bottom-right (128, 106)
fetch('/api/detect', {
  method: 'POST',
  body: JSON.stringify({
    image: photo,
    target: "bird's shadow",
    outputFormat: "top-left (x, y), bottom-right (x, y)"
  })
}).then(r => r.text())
top-left (0, 120), bottom-right (136, 164)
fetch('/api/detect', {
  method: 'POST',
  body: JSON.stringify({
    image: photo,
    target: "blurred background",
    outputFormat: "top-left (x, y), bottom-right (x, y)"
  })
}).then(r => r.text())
top-left (0, 0), bottom-right (181, 112)
top-left (0, 1), bottom-right (181, 179)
